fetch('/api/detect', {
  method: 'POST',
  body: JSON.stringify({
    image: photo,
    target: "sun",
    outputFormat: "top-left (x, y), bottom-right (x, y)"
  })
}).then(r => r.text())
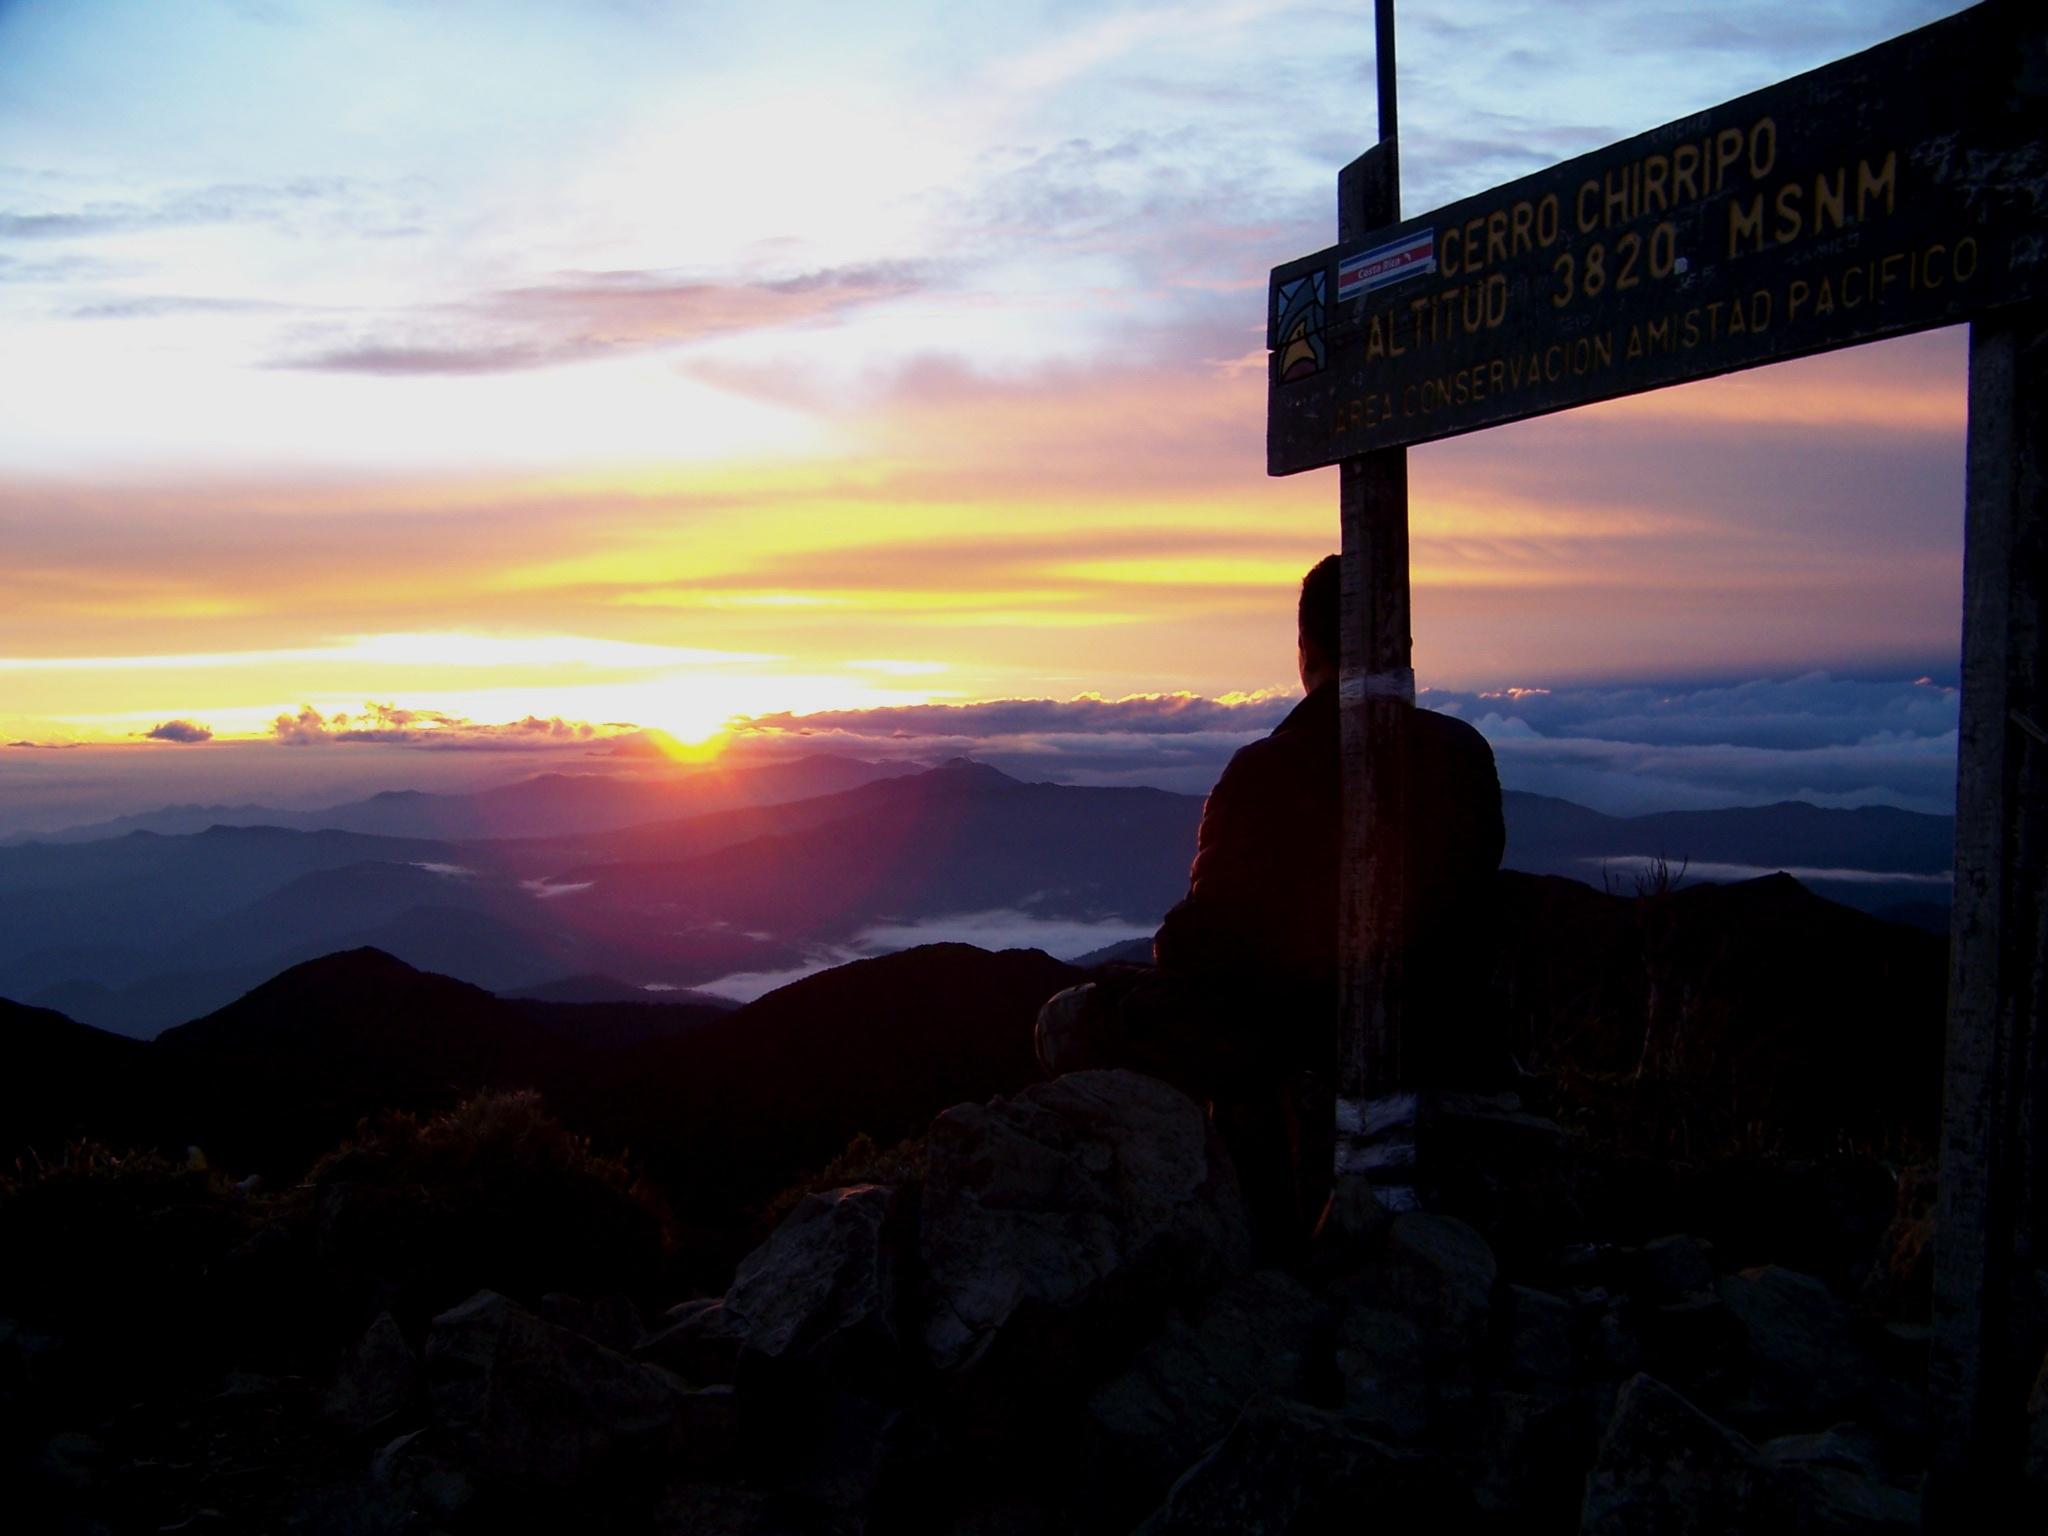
top-left (640, 724), bottom-right (735, 764)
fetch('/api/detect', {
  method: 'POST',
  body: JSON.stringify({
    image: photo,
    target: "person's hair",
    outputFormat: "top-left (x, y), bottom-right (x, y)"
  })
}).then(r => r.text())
top-left (1299, 554), bottom-right (1340, 666)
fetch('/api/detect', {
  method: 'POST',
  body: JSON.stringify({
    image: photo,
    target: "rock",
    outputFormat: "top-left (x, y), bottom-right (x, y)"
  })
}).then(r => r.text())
top-left (1760, 1422), bottom-right (1885, 1477)
top-left (1332, 1306), bottom-right (1427, 1443)
top-left (1589, 1297), bottom-right (1643, 1383)
top-left (1583, 1374), bottom-right (1916, 1535)
top-left (651, 1480), bottom-right (778, 1535)
top-left (919, 1070), bottom-right (1252, 1375)
top-left (1763, 1426), bottom-right (1919, 1532)
top-left (937, 1499), bottom-right (1076, 1535)
top-left (1469, 1390), bottom-right (1595, 1522)
top-left (540, 1291), bottom-right (591, 1335)
top-left (719, 1185), bottom-right (918, 1519)
top-left (424, 1289), bottom-right (714, 1494)
top-left (538, 1292), bottom-right (644, 1354)
top-left (1554, 1243), bottom-right (1617, 1286)
top-left (0, 1316), bottom-right (66, 1400)
top-left (1633, 1291), bottom-right (1746, 1399)
top-left (723, 1183), bottom-right (903, 1372)
top-left (1503, 1284), bottom-right (1577, 1389)
top-left (746, 1384), bottom-right (919, 1517)
top-left (1635, 1234), bottom-right (1716, 1300)
top-left (1581, 1374), bottom-right (1787, 1535)
top-left (1717, 1267), bottom-right (1878, 1432)
top-left (1084, 1270), bottom-right (1330, 1496)
top-left (637, 1297), bottom-right (746, 1385)
top-left (1338, 1212), bottom-right (1497, 1362)
top-left (322, 1311), bottom-right (415, 1435)
top-left (1872, 1320), bottom-right (1930, 1380)
top-left (1134, 1394), bottom-right (1456, 1534)
top-left (371, 1428), bottom-right (475, 1523)
top-left (590, 1294), bottom-right (644, 1354)
top-left (33, 1430), bottom-right (104, 1494)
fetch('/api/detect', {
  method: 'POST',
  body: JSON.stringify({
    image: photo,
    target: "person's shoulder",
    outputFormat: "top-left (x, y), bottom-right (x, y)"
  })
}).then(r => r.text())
top-left (1214, 729), bottom-right (1286, 792)
top-left (1416, 706), bottom-right (1493, 756)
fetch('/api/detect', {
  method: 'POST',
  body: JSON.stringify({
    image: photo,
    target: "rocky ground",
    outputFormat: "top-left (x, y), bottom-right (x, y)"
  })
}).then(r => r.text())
top-left (9, 1069), bottom-right (2043, 1534)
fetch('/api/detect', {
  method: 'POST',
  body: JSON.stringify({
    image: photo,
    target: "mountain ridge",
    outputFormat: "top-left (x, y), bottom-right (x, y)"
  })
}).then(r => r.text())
top-left (0, 764), bottom-right (1957, 1038)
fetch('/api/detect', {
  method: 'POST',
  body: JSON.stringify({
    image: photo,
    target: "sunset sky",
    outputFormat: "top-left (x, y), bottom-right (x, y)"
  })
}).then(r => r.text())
top-left (0, 0), bottom-right (1974, 830)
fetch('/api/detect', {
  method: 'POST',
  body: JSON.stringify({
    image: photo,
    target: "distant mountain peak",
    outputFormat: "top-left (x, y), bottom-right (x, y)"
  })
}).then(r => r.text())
top-left (926, 757), bottom-right (1020, 785)
top-left (264, 945), bottom-right (425, 983)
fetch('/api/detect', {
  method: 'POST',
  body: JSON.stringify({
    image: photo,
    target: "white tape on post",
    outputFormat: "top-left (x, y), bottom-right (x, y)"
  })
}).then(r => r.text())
top-left (1338, 668), bottom-right (1416, 704)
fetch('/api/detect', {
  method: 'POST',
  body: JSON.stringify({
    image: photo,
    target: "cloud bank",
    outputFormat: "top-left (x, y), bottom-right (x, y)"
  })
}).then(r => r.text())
top-left (730, 672), bottom-right (1960, 814)
top-left (271, 701), bottom-right (637, 751)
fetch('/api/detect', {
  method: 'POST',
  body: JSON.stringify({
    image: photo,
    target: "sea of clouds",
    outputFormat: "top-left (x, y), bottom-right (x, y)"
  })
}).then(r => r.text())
top-left (728, 670), bottom-right (1961, 817)
top-left (0, 670), bottom-right (1961, 840)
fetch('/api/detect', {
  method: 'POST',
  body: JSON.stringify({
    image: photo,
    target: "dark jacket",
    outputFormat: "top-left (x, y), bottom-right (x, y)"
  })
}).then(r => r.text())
top-left (1153, 684), bottom-right (1504, 985)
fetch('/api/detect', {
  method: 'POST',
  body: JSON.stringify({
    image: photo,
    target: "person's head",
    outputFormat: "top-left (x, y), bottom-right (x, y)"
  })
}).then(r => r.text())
top-left (1298, 554), bottom-right (1340, 692)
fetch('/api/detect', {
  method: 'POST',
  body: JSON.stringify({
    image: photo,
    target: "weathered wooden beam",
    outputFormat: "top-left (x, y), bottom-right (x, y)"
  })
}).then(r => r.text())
top-left (1331, 132), bottom-right (1419, 1214)
top-left (1929, 301), bottom-right (2048, 1523)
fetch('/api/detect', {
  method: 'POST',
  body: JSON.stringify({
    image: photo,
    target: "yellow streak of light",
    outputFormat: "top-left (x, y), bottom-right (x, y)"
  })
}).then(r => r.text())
top-left (1052, 555), bottom-right (1317, 587)
top-left (612, 588), bottom-right (1088, 612)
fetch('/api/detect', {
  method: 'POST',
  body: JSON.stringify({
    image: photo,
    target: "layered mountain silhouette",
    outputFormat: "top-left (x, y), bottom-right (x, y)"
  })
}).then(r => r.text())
top-left (5, 865), bottom-right (1945, 1244)
top-left (8, 940), bottom-right (1078, 1274)
top-left (1501, 792), bottom-right (1953, 923)
top-left (0, 753), bottom-right (1954, 1038)
top-left (0, 758), bottom-right (1199, 1034)
top-left (1, 753), bottom-right (912, 845)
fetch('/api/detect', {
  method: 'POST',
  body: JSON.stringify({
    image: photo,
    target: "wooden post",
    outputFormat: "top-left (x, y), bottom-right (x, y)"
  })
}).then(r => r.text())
top-left (1929, 301), bottom-right (2048, 1522)
top-left (1328, 8), bottom-right (1419, 1216)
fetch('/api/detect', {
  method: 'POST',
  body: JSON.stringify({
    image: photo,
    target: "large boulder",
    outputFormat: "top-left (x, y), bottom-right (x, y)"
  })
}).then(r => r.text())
top-left (918, 1070), bottom-right (1252, 1376)
top-left (651, 1480), bottom-right (780, 1535)
top-left (368, 1427), bottom-right (475, 1526)
top-left (1083, 1269), bottom-right (1330, 1498)
top-left (540, 1291), bottom-right (644, 1355)
top-left (1503, 1284), bottom-right (1578, 1391)
top-left (638, 1297), bottom-right (747, 1386)
top-left (1581, 1374), bottom-right (1787, 1534)
top-left (1716, 1266), bottom-right (1883, 1432)
top-left (1469, 1389), bottom-right (1596, 1523)
top-left (723, 1183), bottom-right (904, 1371)
top-left (1133, 1394), bottom-right (1455, 1534)
top-left (1337, 1212), bottom-right (1498, 1367)
top-left (321, 1310), bottom-right (416, 1435)
top-left (1761, 1426), bottom-right (1919, 1532)
top-left (424, 1290), bottom-right (728, 1496)
top-left (1582, 1374), bottom-right (1917, 1535)
top-left (1332, 1306), bottom-right (1428, 1443)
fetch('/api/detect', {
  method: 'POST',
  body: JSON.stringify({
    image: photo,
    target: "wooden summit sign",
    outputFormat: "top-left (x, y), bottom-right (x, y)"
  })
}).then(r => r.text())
top-left (1273, 1), bottom-right (2046, 1523)
top-left (1268, 0), bottom-right (2046, 472)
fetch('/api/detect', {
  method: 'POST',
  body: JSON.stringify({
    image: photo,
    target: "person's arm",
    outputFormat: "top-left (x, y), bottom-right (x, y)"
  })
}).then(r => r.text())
top-left (1154, 744), bottom-right (1275, 973)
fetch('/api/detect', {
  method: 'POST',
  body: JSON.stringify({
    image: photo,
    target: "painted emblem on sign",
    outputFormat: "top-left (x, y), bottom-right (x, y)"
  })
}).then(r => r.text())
top-left (1338, 228), bottom-right (1436, 300)
top-left (1275, 271), bottom-right (1326, 380)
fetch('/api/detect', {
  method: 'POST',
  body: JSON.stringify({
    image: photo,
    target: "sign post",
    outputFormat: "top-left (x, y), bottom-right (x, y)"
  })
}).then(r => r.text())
top-left (1327, 5), bottom-right (1420, 1218)
top-left (1270, 0), bottom-right (2047, 1505)
top-left (1931, 299), bottom-right (2048, 1521)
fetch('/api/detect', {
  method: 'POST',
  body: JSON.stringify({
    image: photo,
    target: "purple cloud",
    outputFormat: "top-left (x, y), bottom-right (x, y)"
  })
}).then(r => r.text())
top-left (270, 261), bottom-right (933, 375)
top-left (143, 719), bottom-right (213, 744)
top-left (272, 701), bottom-right (624, 750)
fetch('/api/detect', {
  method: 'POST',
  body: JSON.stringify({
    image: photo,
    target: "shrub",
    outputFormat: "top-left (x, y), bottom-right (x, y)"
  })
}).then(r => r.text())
top-left (756, 1132), bottom-right (927, 1236)
top-left (0, 1140), bottom-right (268, 1387)
top-left (302, 1090), bottom-right (673, 1326)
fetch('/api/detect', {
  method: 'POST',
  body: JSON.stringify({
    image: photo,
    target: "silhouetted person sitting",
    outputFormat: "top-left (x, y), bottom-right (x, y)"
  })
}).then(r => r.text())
top-left (1035, 554), bottom-right (1504, 1256)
